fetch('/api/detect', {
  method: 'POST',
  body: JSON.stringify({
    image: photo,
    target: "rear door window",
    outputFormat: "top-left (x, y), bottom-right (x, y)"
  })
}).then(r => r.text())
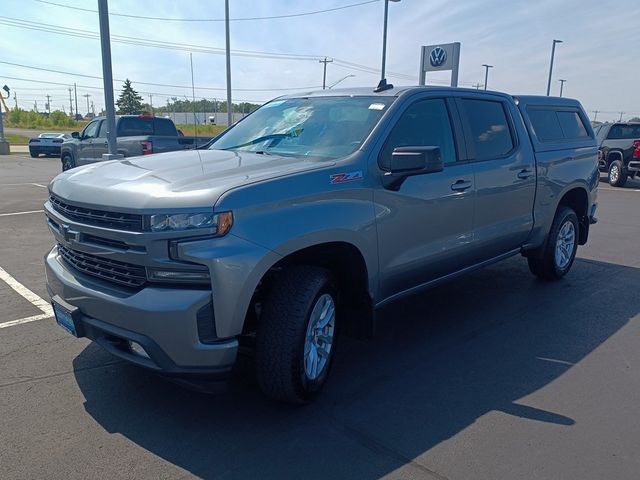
top-left (154, 118), bottom-right (177, 136)
top-left (118, 117), bottom-right (154, 136)
top-left (460, 99), bottom-right (514, 160)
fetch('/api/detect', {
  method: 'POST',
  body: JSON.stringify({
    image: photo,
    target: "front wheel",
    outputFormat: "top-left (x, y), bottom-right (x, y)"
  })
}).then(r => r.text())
top-left (256, 266), bottom-right (338, 404)
top-left (528, 206), bottom-right (579, 280)
top-left (61, 154), bottom-right (75, 171)
top-left (608, 160), bottom-right (627, 187)
top-left (29, 150), bottom-right (38, 158)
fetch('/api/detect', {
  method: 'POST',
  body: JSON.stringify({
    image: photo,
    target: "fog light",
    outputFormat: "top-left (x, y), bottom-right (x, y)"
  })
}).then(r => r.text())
top-left (128, 341), bottom-right (150, 359)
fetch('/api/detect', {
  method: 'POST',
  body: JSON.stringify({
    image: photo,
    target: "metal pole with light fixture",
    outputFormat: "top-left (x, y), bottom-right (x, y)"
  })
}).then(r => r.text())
top-left (225, 0), bottom-right (232, 126)
top-left (328, 74), bottom-right (355, 89)
top-left (558, 79), bottom-right (566, 97)
top-left (376, 0), bottom-right (400, 92)
top-left (0, 85), bottom-right (10, 155)
top-left (482, 64), bottom-right (493, 90)
top-left (97, 0), bottom-right (121, 158)
top-left (546, 39), bottom-right (562, 96)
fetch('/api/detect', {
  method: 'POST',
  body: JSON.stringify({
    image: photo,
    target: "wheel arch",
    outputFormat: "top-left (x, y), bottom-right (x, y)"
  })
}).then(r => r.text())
top-left (556, 186), bottom-right (589, 245)
top-left (245, 240), bottom-right (375, 339)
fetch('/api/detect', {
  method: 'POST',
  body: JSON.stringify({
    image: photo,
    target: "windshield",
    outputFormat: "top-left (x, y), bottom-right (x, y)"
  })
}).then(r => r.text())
top-left (210, 96), bottom-right (394, 158)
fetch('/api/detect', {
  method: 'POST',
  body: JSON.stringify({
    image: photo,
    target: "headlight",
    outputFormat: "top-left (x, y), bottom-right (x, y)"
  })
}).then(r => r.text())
top-left (149, 211), bottom-right (233, 235)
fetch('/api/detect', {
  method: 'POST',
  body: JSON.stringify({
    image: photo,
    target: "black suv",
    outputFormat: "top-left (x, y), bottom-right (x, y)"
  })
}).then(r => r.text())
top-left (595, 122), bottom-right (640, 187)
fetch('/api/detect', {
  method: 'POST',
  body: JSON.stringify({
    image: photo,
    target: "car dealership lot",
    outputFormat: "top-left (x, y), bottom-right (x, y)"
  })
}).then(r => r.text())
top-left (1, 155), bottom-right (639, 480)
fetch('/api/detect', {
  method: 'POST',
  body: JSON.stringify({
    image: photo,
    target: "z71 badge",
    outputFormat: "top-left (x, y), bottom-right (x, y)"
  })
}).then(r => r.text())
top-left (330, 171), bottom-right (364, 184)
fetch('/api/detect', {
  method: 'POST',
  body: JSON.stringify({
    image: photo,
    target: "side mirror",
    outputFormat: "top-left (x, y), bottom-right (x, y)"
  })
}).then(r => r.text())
top-left (71, 131), bottom-right (80, 139)
top-left (382, 146), bottom-right (443, 191)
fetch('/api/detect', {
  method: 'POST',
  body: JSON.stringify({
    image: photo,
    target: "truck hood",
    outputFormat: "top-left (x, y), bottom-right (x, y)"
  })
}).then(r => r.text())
top-left (49, 149), bottom-right (332, 210)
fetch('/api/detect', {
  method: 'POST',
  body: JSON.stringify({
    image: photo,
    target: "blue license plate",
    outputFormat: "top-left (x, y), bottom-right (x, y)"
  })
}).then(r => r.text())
top-left (53, 302), bottom-right (77, 337)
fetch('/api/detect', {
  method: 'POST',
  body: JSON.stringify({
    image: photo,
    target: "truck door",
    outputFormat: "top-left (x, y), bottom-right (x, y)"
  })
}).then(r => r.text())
top-left (92, 120), bottom-right (109, 159)
top-left (456, 97), bottom-right (536, 259)
top-left (374, 97), bottom-right (476, 300)
top-left (76, 119), bottom-right (102, 166)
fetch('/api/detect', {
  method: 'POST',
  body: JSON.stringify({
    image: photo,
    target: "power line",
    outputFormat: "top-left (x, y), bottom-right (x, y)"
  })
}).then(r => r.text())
top-left (0, 15), bottom-right (417, 81)
top-left (33, 0), bottom-right (380, 22)
top-left (0, 60), bottom-right (323, 91)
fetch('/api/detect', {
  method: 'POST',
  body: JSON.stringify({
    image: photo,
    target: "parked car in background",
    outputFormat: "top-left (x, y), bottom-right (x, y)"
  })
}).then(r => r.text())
top-left (596, 122), bottom-right (640, 186)
top-left (45, 87), bottom-right (598, 403)
top-left (28, 133), bottom-right (71, 158)
top-left (59, 114), bottom-right (213, 171)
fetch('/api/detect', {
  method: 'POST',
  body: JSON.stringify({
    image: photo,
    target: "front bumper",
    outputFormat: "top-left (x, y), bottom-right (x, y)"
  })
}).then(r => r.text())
top-left (45, 245), bottom-right (238, 376)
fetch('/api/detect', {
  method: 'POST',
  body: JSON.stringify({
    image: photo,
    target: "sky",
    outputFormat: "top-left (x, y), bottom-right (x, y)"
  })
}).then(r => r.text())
top-left (1, 0), bottom-right (639, 122)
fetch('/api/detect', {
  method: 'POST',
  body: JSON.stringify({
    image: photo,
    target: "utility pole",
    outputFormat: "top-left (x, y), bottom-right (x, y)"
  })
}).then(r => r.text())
top-left (592, 110), bottom-right (599, 122)
top-left (98, 0), bottom-right (120, 158)
top-left (83, 93), bottom-right (91, 115)
top-left (68, 87), bottom-right (73, 117)
top-left (73, 82), bottom-right (78, 119)
top-left (225, 0), bottom-right (232, 127)
top-left (619, 111), bottom-right (624, 122)
top-left (473, 82), bottom-right (483, 90)
top-left (13, 92), bottom-right (17, 109)
top-left (149, 94), bottom-right (153, 114)
top-left (319, 57), bottom-right (333, 90)
top-left (558, 79), bottom-right (566, 97)
top-left (34, 100), bottom-right (38, 112)
top-left (91, 101), bottom-right (95, 116)
top-left (45, 94), bottom-right (51, 114)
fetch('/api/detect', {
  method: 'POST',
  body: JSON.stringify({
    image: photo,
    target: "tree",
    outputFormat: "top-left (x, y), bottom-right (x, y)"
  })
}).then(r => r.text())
top-left (116, 79), bottom-right (144, 114)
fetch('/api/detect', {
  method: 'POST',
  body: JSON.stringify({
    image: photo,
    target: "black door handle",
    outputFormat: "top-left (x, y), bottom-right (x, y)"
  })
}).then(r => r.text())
top-left (451, 180), bottom-right (472, 191)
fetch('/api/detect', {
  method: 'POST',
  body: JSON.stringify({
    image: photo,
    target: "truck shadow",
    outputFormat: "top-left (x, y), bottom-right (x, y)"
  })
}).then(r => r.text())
top-left (72, 256), bottom-right (639, 479)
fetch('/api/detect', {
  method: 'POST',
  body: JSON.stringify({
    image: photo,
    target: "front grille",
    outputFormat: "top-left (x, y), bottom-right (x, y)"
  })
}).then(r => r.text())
top-left (50, 196), bottom-right (144, 232)
top-left (58, 244), bottom-right (147, 289)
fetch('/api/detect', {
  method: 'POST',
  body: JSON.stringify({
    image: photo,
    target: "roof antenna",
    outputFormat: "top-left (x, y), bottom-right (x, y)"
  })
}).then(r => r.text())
top-left (374, 78), bottom-right (394, 93)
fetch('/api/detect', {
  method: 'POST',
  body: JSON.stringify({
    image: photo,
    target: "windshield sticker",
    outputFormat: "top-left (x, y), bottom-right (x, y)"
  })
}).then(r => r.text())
top-left (368, 103), bottom-right (386, 110)
top-left (330, 171), bottom-right (364, 184)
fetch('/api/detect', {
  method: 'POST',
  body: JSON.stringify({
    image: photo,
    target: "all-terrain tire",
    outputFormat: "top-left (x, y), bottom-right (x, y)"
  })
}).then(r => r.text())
top-left (255, 266), bottom-right (337, 404)
top-left (528, 206), bottom-right (579, 280)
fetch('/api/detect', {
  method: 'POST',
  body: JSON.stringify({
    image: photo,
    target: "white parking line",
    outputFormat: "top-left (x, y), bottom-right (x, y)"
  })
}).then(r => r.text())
top-left (0, 210), bottom-right (43, 217)
top-left (599, 187), bottom-right (640, 192)
top-left (0, 266), bottom-right (53, 328)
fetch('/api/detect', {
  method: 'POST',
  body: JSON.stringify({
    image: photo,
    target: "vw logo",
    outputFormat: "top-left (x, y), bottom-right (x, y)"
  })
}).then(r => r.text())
top-left (429, 47), bottom-right (447, 67)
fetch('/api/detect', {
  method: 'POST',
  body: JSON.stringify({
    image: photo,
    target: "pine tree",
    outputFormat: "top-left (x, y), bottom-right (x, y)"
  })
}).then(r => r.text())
top-left (116, 79), bottom-right (144, 114)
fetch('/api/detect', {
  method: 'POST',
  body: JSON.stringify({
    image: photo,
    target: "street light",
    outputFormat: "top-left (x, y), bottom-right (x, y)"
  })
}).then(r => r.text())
top-left (328, 74), bottom-right (355, 89)
top-left (482, 64), bottom-right (493, 91)
top-left (375, 0), bottom-right (401, 92)
top-left (0, 84), bottom-right (10, 155)
top-left (546, 39), bottom-right (563, 96)
top-left (558, 79), bottom-right (566, 97)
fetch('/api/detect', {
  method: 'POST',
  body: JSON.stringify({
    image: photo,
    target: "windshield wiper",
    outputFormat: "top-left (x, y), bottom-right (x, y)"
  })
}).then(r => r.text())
top-left (221, 128), bottom-right (303, 151)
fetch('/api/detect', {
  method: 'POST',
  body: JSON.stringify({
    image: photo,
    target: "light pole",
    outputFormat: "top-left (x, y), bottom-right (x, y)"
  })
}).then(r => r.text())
top-left (376, 0), bottom-right (401, 92)
top-left (482, 64), bottom-right (493, 91)
top-left (558, 79), bottom-right (566, 97)
top-left (224, 0), bottom-right (232, 127)
top-left (546, 39), bottom-right (563, 96)
top-left (0, 85), bottom-right (10, 155)
top-left (328, 74), bottom-right (355, 89)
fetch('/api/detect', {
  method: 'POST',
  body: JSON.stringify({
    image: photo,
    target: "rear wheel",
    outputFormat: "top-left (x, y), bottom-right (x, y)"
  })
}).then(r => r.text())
top-left (61, 154), bottom-right (75, 171)
top-left (528, 206), bottom-right (579, 280)
top-left (256, 266), bottom-right (337, 404)
top-left (608, 160), bottom-right (627, 187)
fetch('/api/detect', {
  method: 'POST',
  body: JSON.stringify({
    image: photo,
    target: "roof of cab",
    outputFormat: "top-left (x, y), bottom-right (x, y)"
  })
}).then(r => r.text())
top-left (276, 85), bottom-right (514, 99)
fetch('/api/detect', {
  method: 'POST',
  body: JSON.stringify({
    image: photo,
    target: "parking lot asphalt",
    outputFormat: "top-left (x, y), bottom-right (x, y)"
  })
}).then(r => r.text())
top-left (1, 154), bottom-right (639, 480)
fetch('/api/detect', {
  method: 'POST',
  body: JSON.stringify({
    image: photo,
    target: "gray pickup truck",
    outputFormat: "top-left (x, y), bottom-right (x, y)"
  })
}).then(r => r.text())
top-left (44, 87), bottom-right (599, 403)
top-left (60, 115), bottom-right (213, 171)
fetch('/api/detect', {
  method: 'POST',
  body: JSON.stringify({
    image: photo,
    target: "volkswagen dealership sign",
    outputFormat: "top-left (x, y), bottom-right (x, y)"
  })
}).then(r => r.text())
top-left (419, 42), bottom-right (461, 87)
